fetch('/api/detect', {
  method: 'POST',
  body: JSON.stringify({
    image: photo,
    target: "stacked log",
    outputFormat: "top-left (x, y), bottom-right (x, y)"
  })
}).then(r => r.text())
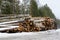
top-left (0, 17), bottom-right (57, 33)
top-left (18, 18), bottom-right (41, 32)
top-left (42, 17), bottom-right (57, 30)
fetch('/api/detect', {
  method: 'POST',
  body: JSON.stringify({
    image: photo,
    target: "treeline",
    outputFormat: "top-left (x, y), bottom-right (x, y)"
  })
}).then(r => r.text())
top-left (0, 0), bottom-right (20, 14)
top-left (0, 0), bottom-right (56, 19)
top-left (30, 0), bottom-right (56, 19)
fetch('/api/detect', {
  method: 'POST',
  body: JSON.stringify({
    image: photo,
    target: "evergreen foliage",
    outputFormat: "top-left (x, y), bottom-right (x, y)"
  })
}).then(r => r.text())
top-left (0, 0), bottom-right (56, 19)
top-left (0, 0), bottom-right (20, 14)
top-left (38, 4), bottom-right (56, 19)
top-left (30, 0), bottom-right (39, 17)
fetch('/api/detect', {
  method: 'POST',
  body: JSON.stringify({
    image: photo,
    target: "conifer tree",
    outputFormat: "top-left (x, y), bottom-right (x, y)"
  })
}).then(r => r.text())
top-left (1, 0), bottom-right (20, 14)
top-left (30, 0), bottom-right (39, 17)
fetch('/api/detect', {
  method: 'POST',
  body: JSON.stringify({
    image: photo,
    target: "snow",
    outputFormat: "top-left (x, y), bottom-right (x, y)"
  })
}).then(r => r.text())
top-left (0, 29), bottom-right (60, 40)
top-left (0, 20), bottom-right (20, 25)
top-left (0, 26), bottom-right (18, 30)
top-left (0, 32), bottom-right (35, 38)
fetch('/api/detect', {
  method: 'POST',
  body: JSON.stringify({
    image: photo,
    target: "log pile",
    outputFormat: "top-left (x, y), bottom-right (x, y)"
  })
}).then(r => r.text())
top-left (0, 17), bottom-right (57, 33)
top-left (41, 17), bottom-right (57, 30)
top-left (18, 18), bottom-right (41, 32)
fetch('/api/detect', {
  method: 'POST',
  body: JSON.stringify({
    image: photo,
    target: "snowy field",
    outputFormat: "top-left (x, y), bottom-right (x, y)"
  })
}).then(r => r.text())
top-left (0, 29), bottom-right (60, 40)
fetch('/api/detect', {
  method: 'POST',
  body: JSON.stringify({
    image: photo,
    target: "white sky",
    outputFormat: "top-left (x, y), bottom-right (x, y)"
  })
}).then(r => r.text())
top-left (20, 0), bottom-right (60, 19)
top-left (39, 0), bottom-right (60, 19)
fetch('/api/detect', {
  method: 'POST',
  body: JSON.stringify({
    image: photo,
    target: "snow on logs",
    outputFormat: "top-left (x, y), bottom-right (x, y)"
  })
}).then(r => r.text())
top-left (0, 17), bottom-right (57, 33)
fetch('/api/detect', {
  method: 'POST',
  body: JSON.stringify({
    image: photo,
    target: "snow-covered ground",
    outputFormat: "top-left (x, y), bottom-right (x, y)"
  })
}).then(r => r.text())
top-left (0, 29), bottom-right (60, 40)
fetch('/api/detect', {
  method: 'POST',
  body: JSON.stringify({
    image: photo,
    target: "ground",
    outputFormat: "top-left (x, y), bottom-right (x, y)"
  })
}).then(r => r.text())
top-left (0, 29), bottom-right (60, 40)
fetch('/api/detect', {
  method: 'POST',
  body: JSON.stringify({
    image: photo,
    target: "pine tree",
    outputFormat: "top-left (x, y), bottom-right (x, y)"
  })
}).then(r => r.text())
top-left (1, 2), bottom-right (12, 14)
top-left (14, 0), bottom-right (20, 14)
top-left (0, 0), bottom-right (2, 5)
top-left (1, 0), bottom-right (20, 14)
top-left (38, 4), bottom-right (56, 19)
top-left (44, 4), bottom-right (55, 18)
top-left (0, 0), bottom-right (2, 13)
top-left (30, 0), bottom-right (39, 17)
top-left (38, 8), bottom-right (43, 17)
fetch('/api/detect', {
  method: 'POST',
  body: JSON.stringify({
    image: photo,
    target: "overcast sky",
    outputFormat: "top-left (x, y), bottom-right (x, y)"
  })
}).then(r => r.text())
top-left (20, 0), bottom-right (60, 19)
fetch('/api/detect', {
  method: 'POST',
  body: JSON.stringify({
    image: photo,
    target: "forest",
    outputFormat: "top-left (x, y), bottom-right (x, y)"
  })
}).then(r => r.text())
top-left (0, 0), bottom-right (55, 18)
